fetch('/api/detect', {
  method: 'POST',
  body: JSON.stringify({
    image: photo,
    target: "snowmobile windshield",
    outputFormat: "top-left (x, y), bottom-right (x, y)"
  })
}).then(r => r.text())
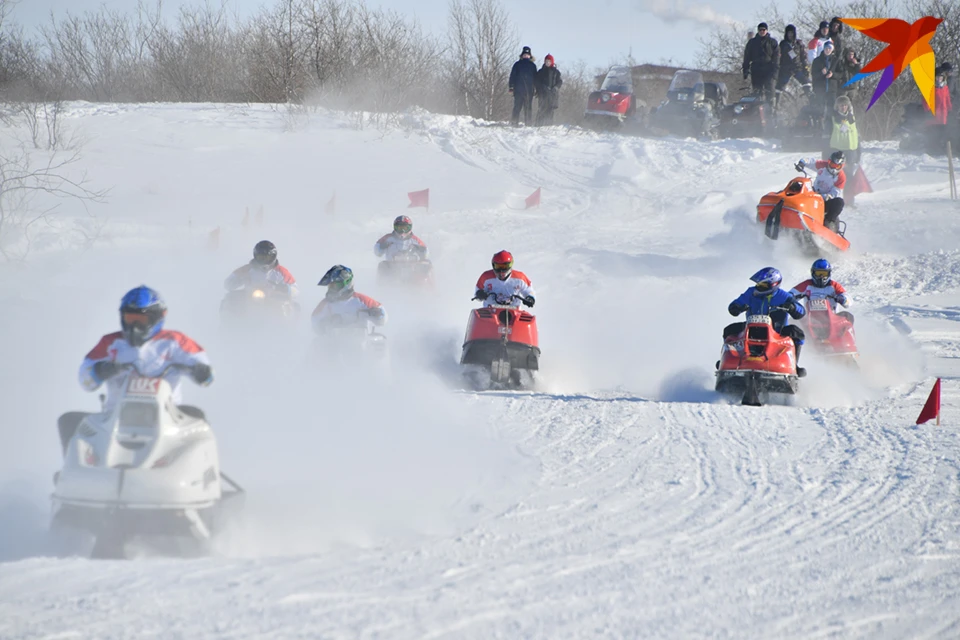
top-left (600, 67), bottom-right (633, 93)
top-left (119, 402), bottom-right (159, 429)
top-left (668, 71), bottom-right (703, 92)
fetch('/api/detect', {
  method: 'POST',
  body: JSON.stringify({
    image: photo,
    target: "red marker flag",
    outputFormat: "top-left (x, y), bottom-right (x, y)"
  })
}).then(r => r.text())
top-left (408, 188), bottom-right (430, 209)
top-left (916, 378), bottom-right (941, 425)
top-left (525, 187), bottom-right (541, 209)
top-left (207, 226), bottom-right (220, 250)
top-left (850, 165), bottom-right (873, 198)
top-left (325, 192), bottom-right (336, 215)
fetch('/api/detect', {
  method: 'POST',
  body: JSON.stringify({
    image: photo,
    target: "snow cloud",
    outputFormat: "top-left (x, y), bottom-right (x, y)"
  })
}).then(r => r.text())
top-left (636, 0), bottom-right (737, 29)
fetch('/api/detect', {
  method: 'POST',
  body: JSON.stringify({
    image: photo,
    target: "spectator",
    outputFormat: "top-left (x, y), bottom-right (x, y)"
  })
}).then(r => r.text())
top-left (807, 21), bottom-right (832, 66)
top-left (743, 22), bottom-right (780, 103)
top-left (776, 23), bottom-right (812, 104)
top-left (811, 40), bottom-right (839, 123)
top-left (836, 48), bottom-right (862, 98)
top-left (509, 46), bottom-right (538, 126)
top-left (535, 54), bottom-right (563, 126)
top-left (828, 17), bottom-right (845, 59)
top-left (927, 72), bottom-right (953, 125)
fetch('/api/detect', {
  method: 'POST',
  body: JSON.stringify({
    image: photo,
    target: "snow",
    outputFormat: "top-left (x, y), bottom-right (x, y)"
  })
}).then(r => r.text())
top-left (2, 103), bottom-right (960, 638)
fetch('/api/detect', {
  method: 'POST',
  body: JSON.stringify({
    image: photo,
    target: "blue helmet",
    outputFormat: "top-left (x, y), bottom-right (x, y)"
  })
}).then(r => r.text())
top-left (811, 258), bottom-right (832, 287)
top-left (120, 285), bottom-right (167, 346)
top-left (318, 265), bottom-right (354, 301)
top-left (750, 267), bottom-right (782, 295)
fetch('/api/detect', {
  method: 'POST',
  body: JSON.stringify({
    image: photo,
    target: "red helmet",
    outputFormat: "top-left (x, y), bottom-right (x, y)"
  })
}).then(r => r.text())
top-left (393, 215), bottom-right (413, 237)
top-left (492, 250), bottom-right (513, 280)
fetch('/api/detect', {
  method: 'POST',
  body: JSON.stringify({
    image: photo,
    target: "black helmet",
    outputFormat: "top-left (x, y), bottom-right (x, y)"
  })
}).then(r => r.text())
top-left (253, 240), bottom-right (278, 268)
top-left (829, 150), bottom-right (845, 172)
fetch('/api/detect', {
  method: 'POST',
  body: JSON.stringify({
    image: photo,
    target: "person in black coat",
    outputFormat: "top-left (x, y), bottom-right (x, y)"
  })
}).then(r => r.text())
top-left (509, 46), bottom-right (537, 126)
top-left (743, 22), bottom-right (780, 102)
top-left (534, 54), bottom-right (563, 126)
top-left (828, 17), bottom-right (844, 60)
top-left (811, 40), bottom-right (839, 122)
top-left (776, 24), bottom-right (811, 99)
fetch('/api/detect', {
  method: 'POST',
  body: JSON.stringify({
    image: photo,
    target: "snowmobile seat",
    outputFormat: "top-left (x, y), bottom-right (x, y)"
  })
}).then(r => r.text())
top-left (178, 405), bottom-right (206, 420)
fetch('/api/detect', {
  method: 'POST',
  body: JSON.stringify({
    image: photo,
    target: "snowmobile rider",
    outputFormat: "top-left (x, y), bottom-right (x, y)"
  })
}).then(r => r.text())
top-left (725, 267), bottom-right (807, 376)
top-left (789, 258), bottom-right (854, 324)
top-left (224, 240), bottom-right (299, 298)
top-left (311, 265), bottom-right (386, 333)
top-left (474, 250), bottom-right (536, 308)
top-left (374, 215), bottom-right (428, 261)
top-left (60, 286), bottom-right (214, 454)
top-left (796, 151), bottom-right (846, 231)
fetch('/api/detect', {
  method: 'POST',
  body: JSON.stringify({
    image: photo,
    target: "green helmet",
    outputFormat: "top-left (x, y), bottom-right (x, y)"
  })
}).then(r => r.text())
top-left (318, 265), bottom-right (354, 301)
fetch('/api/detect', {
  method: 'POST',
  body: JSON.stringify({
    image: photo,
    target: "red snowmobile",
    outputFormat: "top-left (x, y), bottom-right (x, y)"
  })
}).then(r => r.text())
top-left (715, 314), bottom-right (802, 406)
top-left (797, 295), bottom-right (858, 364)
top-left (460, 295), bottom-right (540, 389)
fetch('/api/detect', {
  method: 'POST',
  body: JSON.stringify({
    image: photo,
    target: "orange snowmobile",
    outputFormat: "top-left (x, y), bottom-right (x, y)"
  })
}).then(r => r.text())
top-left (756, 164), bottom-right (850, 253)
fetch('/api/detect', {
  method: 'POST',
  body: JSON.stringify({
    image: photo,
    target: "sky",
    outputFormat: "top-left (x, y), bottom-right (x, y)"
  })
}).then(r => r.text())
top-left (12, 0), bottom-right (793, 71)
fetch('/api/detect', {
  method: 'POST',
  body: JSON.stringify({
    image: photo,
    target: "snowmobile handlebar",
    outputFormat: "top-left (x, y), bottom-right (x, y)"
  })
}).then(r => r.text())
top-left (116, 363), bottom-right (193, 377)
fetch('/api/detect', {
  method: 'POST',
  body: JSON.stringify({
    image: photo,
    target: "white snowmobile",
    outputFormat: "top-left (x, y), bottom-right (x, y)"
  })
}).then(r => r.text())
top-left (52, 365), bottom-right (243, 559)
top-left (312, 310), bottom-right (388, 363)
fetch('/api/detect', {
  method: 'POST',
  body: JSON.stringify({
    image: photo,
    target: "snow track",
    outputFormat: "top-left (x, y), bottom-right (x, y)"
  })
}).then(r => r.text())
top-left (1, 105), bottom-right (960, 638)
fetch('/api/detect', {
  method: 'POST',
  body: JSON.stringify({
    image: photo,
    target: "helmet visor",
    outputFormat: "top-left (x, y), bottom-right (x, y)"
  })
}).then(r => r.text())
top-left (755, 281), bottom-right (773, 292)
top-left (493, 261), bottom-right (513, 275)
top-left (122, 311), bottom-right (150, 326)
top-left (254, 252), bottom-right (276, 266)
top-left (812, 268), bottom-right (830, 280)
top-left (394, 222), bottom-right (412, 235)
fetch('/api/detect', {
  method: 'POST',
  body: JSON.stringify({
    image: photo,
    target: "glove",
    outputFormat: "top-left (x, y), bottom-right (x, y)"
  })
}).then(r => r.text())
top-left (522, 295), bottom-right (535, 308)
top-left (475, 290), bottom-right (489, 301)
top-left (366, 307), bottom-right (385, 318)
top-left (728, 302), bottom-right (747, 316)
top-left (191, 363), bottom-right (213, 386)
top-left (835, 293), bottom-right (848, 306)
top-left (796, 159), bottom-right (806, 170)
top-left (93, 360), bottom-right (122, 381)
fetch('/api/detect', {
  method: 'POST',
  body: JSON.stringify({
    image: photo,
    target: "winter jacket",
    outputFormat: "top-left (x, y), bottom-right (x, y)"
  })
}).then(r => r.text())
top-left (743, 33), bottom-right (780, 78)
top-left (835, 53), bottom-right (862, 92)
top-left (927, 85), bottom-right (953, 125)
top-left (811, 51), bottom-right (839, 95)
top-left (807, 34), bottom-right (833, 65)
top-left (728, 287), bottom-right (805, 327)
top-left (805, 158), bottom-right (847, 198)
top-left (311, 292), bottom-right (386, 332)
top-left (778, 26), bottom-right (809, 76)
top-left (830, 108), bottom-right (859, 151)
top-left (535, 65), bottom-right (563, 109)
top-left (225, 262), bottom-right (299, 298)
top-left (827, 18), bottom-right (844, 60)
top-left (79, 330), bottom-right (213, 413)
top-left (790, 279), bottom-right (851, 311)
top-left (475, 269), bottom-right (536, 307)
top-left (374, 232), bottom-right (428, 261)
top-left (509, 58), bottom-right (538, 98)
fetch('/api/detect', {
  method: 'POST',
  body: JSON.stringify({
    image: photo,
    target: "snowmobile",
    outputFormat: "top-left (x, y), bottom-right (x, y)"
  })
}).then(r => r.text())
top-left (797, 294), bottom-right (858, 365)
top-left (584, 66), bottom-right (645, 130)
top-left (716, 314), bottom-right (803, 406)
top-left (649, 70), bottom-right (726, 138)
top-left (717, 91), bottom-right (771, 138)
top-left (312, 310), bottom-right (388, 364)
top-left (756, 164), bottom-right (850, 253)
top-left (460, 294), bottom-right (540, 389)
top-left (376, 248), bottom-right (434, 289)
top-left (52, 365), bottom-right (243, 559)
top-left (219, 285), bottom-right (299, 329)
top-left (779, 102), bottom-right (827, 151)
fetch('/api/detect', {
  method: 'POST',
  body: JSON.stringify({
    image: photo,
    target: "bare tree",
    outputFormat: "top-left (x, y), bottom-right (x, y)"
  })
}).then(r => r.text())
top-left (447, 0), bottom-right (517, 121)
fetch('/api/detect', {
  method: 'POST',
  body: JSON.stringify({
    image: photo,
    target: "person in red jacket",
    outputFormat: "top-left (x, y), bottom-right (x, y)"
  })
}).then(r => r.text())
top-left (474, 250), bottom-right (536, 308)
top-left (928, 73), bottom-right (953, 125)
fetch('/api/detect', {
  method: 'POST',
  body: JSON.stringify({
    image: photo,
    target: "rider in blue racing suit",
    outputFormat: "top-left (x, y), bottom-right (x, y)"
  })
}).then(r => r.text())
top-left (723, 267), bottom-right (807, 376)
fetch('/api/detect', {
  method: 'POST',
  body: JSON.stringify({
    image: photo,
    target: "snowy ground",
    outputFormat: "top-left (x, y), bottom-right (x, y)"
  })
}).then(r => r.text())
top-left (2, 103), bottom-right (960, 638)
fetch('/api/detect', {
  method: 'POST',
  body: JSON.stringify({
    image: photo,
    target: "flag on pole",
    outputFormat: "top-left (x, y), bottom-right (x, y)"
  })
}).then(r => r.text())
top-left (849, 165), bottom-right (873, 198)
top-left (325, 192), bottom-right (336, 215)
top-left (242, 207), bottom-right (250, 227)
top-left (207, 226), bottom-right (220, 251)
top-left (916, 378), bottom-right (942, 425)
top-left (255, 205), bottom-right (264, 226)
top-left (525, 187), bottom-right (542, 209)
top-left (408, 188), bottom-right (430, 209)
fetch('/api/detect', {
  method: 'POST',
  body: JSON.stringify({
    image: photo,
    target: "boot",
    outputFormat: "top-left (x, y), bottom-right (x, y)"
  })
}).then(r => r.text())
top-left (795, 342), bottom-right (807, 377)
